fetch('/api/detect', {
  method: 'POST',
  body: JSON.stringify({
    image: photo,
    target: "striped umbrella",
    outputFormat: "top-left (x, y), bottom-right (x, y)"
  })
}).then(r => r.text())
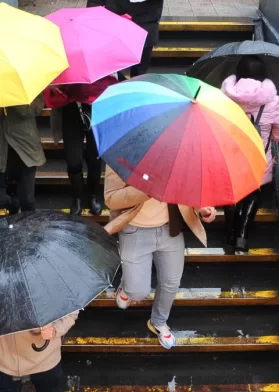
top-left (92, 74), bottom-right (267, 208)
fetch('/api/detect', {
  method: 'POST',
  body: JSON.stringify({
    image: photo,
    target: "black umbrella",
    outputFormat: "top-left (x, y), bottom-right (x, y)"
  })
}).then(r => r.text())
top-left (187, 40), bottom-right (279, 90)
top-left (0, 211), bottom-right (120, 351)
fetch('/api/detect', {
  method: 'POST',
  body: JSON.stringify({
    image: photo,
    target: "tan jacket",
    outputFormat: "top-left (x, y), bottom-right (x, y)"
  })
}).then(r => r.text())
top-left (0, 312), bottom-right (78, 378)
top-left (104, 166), bottom-right (207, 246)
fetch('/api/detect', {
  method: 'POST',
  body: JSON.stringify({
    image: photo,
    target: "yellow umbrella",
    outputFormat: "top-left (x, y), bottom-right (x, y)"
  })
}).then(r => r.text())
top-left (0, 3), bottom-right (69, 107)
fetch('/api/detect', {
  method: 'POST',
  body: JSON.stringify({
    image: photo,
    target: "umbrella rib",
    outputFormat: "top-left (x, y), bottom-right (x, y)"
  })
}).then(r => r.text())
top-left (16, 250), bottom-right (41, 326)
top-left (62, 230), bottom-right (118, 281)
top-left (36, 244), bottom-right (82, 300)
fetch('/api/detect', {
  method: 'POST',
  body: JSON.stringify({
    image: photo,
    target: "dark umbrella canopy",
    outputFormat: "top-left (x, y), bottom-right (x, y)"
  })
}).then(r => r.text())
top-left (0, 211), bottom-right (120, 336)
top-left (187, 40), bottom-right (279, 90)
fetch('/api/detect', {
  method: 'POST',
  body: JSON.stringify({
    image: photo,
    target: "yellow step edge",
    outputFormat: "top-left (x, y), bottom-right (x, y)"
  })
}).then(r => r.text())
top-left (159, 20), bottom-right (255, 32)
top-left (71, 385), bottom-right (279, 392)
top-left (153, 47), bottom-right (212, 58)
top-left (63, 335), bottom-right (279, 348)
top-left (96, 289), bottom-right (279, 302)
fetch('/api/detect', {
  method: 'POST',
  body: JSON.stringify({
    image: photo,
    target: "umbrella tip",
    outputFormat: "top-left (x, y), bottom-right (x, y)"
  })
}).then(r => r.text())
top-left (193, 86), bottom-right (201, 101)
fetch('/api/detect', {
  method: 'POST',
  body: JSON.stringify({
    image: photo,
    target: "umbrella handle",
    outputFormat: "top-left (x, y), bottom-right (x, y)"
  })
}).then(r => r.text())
top-left (32, 340), bottom-right (50, 352)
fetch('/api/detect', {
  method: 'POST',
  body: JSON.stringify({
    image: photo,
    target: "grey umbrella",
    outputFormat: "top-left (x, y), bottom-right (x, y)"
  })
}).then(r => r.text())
top-left (187, 40), bottom-right (279, 90)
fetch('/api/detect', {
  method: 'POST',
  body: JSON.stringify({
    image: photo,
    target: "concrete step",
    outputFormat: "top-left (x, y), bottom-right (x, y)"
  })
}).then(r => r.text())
top-left (90, 262), bottom-right (279, 307)
top-left (62, 351), bottom-right (279, 392)
top-left (63, 307), bottom-right (279, 353)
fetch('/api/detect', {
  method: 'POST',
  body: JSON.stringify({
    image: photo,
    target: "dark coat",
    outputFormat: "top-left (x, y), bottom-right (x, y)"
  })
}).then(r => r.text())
top-left (87, 0), bottom-right (164, 47)
top-left (0, 95), bottom-right (46, 173)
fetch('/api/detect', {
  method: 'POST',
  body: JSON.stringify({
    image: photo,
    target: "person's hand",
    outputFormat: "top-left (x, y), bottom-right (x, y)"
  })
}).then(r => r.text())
top-left (49, 86), bottom-right (68, 98)
top-left (41, 324), bottom-right (56, 340)
top-left (198, 207), bottom-right (216, 223)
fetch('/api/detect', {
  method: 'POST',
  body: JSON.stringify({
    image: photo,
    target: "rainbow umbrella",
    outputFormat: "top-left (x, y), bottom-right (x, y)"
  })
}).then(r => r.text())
top-left (92, 74), bottom-right (267, 208)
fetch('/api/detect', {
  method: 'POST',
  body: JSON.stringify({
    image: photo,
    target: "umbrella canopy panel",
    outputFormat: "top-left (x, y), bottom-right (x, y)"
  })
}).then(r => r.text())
top-left (0, 211), bottom-right (120, 335)
top-left (187, 40), bottom-right (279, 90)
top-left (46, 6), bottom-right (147, 84)
top-left (0, 3), bottom-right (68, 107)
top-left (92, 74), bottom-right (266, 208)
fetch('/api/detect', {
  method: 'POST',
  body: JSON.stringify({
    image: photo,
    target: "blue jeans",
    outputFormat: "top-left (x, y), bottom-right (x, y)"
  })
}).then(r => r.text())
top-left (119, 224), bottom-right (185, 326)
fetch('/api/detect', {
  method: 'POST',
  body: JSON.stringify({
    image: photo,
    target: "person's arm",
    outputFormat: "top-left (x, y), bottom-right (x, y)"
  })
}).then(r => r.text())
top-left (87, 0), bottom-right (106, 7)
top-left (41, 312), bottom-right (79, 340)
top-left (10, 94), bottom-right (45, 117)
top-left (29, 94), bottom-right (45, 116)
top-left (104, 166), bottom-right (149, 210)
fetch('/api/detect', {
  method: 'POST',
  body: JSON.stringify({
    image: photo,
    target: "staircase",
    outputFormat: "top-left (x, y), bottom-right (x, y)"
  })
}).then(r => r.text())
top-left (8, 16), bottom-right (279, 392)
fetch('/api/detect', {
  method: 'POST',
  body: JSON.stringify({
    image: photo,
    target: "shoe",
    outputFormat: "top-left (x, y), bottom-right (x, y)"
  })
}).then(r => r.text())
top-left (235, 237), bottom-right (249, 254)
top-left (147, 319), bottom-right (176, 350)
top-left (0, 195), bottom-right (19, 215)
top-left (116, 285), bottom-right (132, 310)
top-left (68, 173), bottom-right (84, 215)
top-left (89, 195), bottom-right (102, 216)
top-left (70, 198), bottom-right (82, 216)
top-left (224, 239), bottom-right (235, 255)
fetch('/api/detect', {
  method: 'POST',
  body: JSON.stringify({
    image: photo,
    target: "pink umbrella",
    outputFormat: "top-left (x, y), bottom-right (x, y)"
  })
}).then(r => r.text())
top-left (45, 7), bottom-right (147, 85)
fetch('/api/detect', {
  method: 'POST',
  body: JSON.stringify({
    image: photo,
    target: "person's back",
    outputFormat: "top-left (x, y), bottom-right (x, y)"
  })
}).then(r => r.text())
top-left (87, 0), bottom-right (164, 76)
top-left (0, 96), bottom-right (46, 213)
top-left (222, 59), bottom-right (279, 185)
top-left (0, 312), bottom-right (78, 392)
top-left (221, 55), bottom-right (279, 255)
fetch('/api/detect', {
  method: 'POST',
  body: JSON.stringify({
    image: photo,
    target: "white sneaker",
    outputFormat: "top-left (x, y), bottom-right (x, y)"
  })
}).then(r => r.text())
top-left (116, 285), bottom-right (132, 310)
top-left (147, 319), bottom-right (176, 350)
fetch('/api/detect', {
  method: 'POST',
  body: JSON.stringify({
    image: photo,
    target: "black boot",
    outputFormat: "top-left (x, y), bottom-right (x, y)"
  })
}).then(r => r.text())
top-left (224, 205), bottom-right (241, 255)
top-left (68, 173), bottom-right (84, 215)
top-left (235, 193), bottom-right (259, 254)
top-left (89, 195), bottom-right (102, 216)
top-left (0, 194), bottom-right (19, 215)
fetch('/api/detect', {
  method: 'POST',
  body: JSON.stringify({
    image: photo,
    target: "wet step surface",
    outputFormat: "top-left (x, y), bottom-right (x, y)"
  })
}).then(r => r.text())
top-left (7, 190), bottom-right (279, 223)
top-left (63, 352), bottom-right (279, 391)
top-left (63, 307), bottom-right (279, 352)
top-left (92, 263), bottom-right (279, 307)
top-left (157, 30), bottom-right (252, 49)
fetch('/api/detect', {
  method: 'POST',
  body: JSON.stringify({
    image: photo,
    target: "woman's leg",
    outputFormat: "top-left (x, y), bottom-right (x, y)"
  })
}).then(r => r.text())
top-left (31, 363), bottom-right (64, 392)
top-left (85, 124), bottom-right (102, 215)
top-left (117, 226), bottom-right (155, 309)
top-left (0, 372), bottom-right (21, 392)
top-left (236, 189), bottom-right (261, 253)
top-left (148, 225), bottom-right (185, 349)
top-left (62, 103), bottom-right (85, 215)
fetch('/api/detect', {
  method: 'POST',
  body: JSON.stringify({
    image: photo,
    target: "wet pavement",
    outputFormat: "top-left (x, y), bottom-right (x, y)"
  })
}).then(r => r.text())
top-left (63, 352), bottom-right (279, 389)
top-left (19, 0), bottom-right (259, 18)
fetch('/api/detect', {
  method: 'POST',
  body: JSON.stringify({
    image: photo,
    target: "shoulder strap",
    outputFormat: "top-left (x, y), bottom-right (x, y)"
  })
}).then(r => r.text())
top-left (265, 131), bottom-right (272, 154)
top-left (255, 105), bottom-right (265, 126)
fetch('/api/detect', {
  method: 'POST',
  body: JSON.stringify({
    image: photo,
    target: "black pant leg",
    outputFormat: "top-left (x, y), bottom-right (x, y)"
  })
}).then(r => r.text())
top-left (31, 363), bottom-right (64, 392)
top-left (237, 189), bottom-right (262, 241)
top-left (130, 46), bottom-right (153, 77)
top-left (62, 103), bottom-right (85, 175)
top-left (224, 203), bottom-right (242, 243)
top-left (17, 164), bottom-right (37, 212)
top-left (85, 127), bottom-right (102, 196)
top-left (0, 172), bottom-right (10, 209)
top-left (0, 372), bottom-right (22, 392)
